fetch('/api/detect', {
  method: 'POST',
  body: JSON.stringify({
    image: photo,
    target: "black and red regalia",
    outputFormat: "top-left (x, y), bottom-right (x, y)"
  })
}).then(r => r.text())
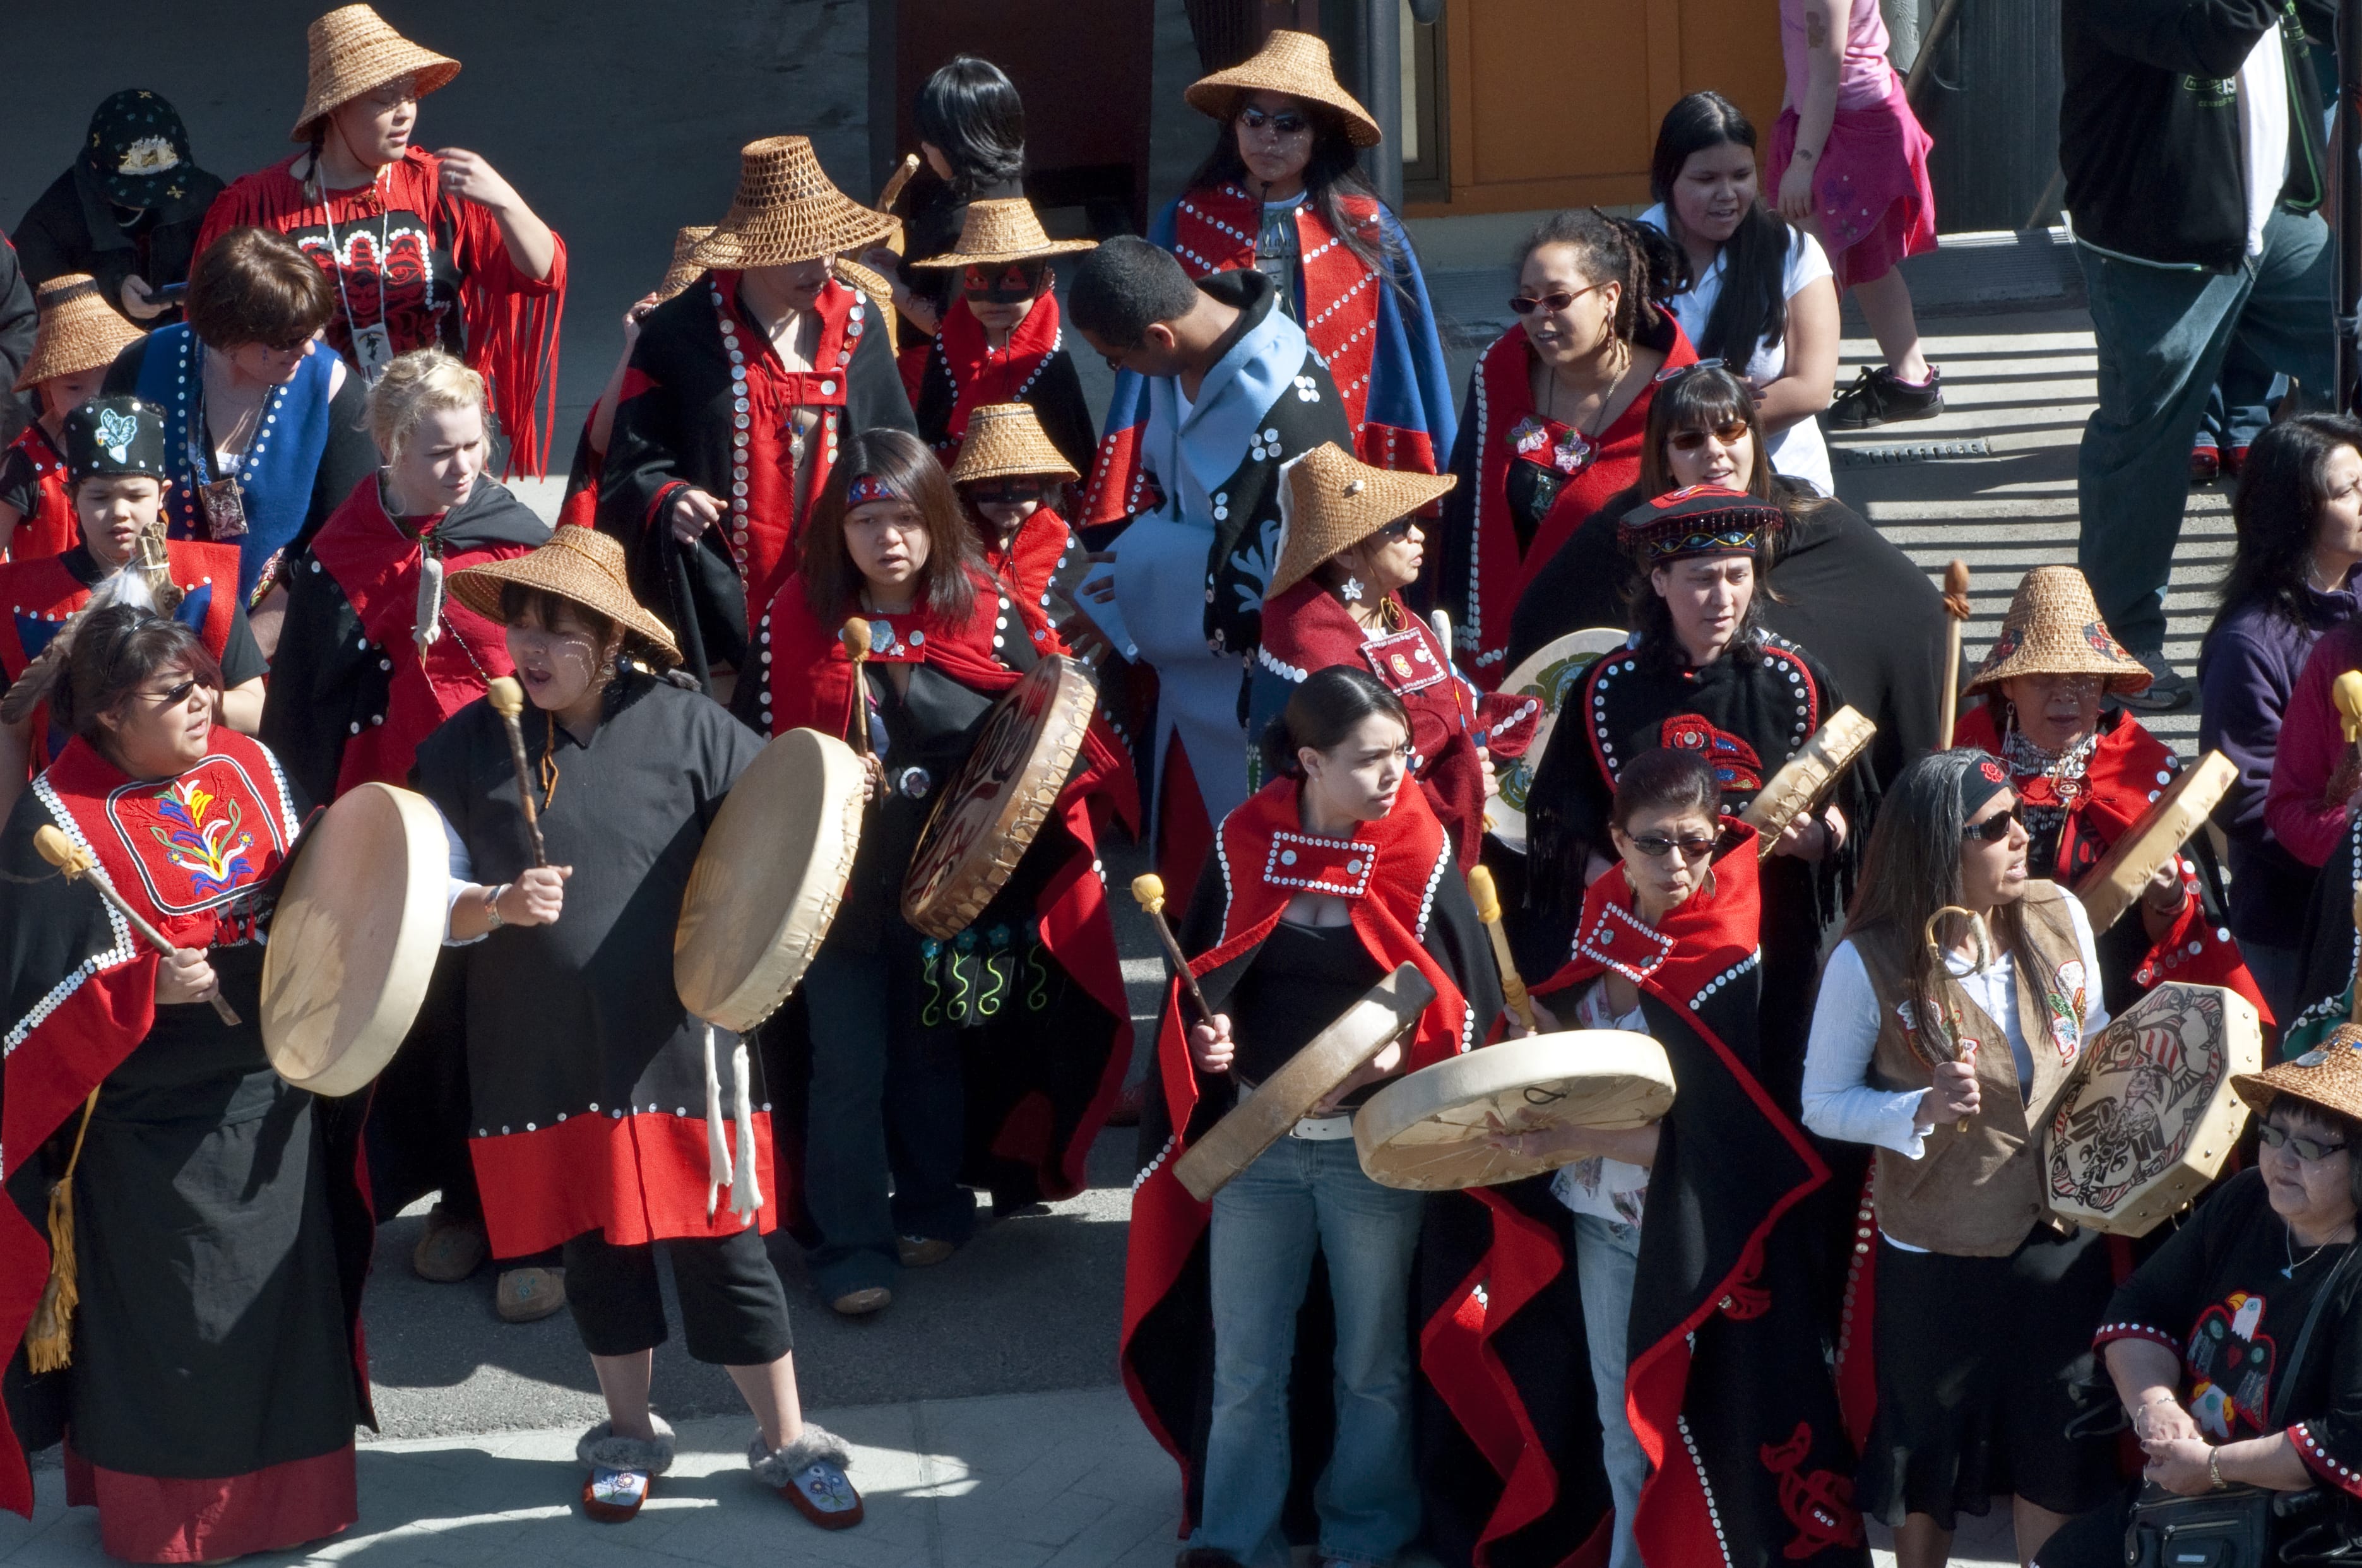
top-left (1123, 774), bottom-right (1504, 1534)
top-left (198, 148), bottom-right (567, 473)
top-left (1418, 824), bottom-right (1869, 1568)
top-left (902, 292), bottom-right (1096, 478)
top-left (597, 272), bottom-right (917, 687)
top-left (980, 503), bottom-right (1087, 656)
top-left (0, 728), bottom-right (373, 1562)
top-left (0, 423), bottom-right (74, 563)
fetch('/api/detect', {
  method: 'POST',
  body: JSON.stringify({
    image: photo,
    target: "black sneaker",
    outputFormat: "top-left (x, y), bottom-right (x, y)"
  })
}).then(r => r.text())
top-left (2114, 650), bottom-right (2195, 713)
top-left (1825, 364), bottom-right (1944, 430)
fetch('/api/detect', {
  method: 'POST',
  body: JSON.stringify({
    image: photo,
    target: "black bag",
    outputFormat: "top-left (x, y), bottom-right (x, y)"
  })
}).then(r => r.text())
top-left (2125, 1247), bottom-right (2357, 1568)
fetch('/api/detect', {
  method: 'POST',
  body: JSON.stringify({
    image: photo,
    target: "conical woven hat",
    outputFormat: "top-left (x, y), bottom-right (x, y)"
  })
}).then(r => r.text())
top-left (16, 275), bottom-right (145, 392)
top-left (911, 198), bottom-right (1096, 269)
top-left (2234, 1023), bottom-right (2362, 1123)
top-left (949, 403), bottom-right (1078, 485)
top-left (290, 4), bottom-right (460, 141)
top-left (658, 226), bottom-right (715, 302)
top-left (689, 137), bottom-right (898, 271)
top-left (1268, 444), bottom-right (1456, 600)
top-left (447, 526), bottom-right (679, 660)
top-left (1185, 29), bottom-right (1381, 148)
top-left (1964, 565), bottom-right (2150, 696)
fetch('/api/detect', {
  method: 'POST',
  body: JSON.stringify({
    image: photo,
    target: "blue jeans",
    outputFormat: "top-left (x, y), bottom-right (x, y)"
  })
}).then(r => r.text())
top-left (1574, 1213), bottom-right (1646, 1568)
top-left (2076, 208), bottom-right (2334, 653)
top-left (1190, 1136), bottom-right (1425, 1568)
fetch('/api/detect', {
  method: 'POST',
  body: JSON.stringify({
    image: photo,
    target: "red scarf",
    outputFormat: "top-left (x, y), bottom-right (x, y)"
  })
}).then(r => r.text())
top-left (307, 480), bottom-right (525, 796)
top-left (916, 292), bottom-right (1066, 456)
top-left (981, 506), bottom-right (1074, 653)
top-left (759, 566), bottom-right (1019, 740)
top-left (3, 425), bottom-right (73, 563)
top-left (1539, 821), bottom-right (1764, 1003)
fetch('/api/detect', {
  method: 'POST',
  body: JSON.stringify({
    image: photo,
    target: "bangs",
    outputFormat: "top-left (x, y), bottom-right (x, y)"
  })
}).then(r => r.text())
top-left (1658, 369), bottom-right (1755, 434)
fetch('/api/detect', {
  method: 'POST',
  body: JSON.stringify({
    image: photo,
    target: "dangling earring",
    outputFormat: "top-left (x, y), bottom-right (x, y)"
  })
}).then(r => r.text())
top-left (1339, 576), bottom-right (1365, 603)
top-left (1620, 861), bottom-right (1637, 890)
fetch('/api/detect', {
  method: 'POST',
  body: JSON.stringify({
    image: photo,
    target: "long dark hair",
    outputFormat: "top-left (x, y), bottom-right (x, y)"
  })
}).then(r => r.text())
top-left (50, 605), bottom-right (222, 746)
top-left (1258, 665), bottom-right (1408, 781)
top-left (915, 56), bottom-right (1026, 195)
top-left (800, 429), bottom-right (980, 622)
top-left (1187, 95), bottom-right (1399, 285)
top-left (1649, 92), bottom-right (1791, 368)
top-left (2214, 413), bottom-right (2362, 634)
top-left (1514, 208), bottom-right (1678, 348)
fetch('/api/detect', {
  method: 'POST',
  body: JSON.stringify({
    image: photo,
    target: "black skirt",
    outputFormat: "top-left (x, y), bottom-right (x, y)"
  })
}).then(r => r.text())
top-left (1860, 1225), bottom-right (2121, 1528)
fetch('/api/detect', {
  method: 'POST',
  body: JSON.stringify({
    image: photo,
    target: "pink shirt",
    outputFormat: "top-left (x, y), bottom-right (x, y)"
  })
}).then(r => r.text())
top-left (2264, 621), bottom-right (2362, 867)
top-left (1781, 0), bottom-right (1899, 112)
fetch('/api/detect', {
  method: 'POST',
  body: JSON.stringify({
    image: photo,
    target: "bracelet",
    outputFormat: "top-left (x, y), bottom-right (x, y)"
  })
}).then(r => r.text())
top-left (2208, 1447), bottom-right (2224, 1490)
top-left (483, 883), bottom-right (507, 930)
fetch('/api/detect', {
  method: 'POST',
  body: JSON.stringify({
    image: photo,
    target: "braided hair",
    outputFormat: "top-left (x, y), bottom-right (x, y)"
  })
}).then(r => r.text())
top-left (1513, 208), bottom-right (1683, 348)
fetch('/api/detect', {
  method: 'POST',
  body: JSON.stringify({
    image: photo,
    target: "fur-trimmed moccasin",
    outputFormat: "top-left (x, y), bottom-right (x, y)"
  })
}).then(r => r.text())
top-left (578, 1415), bottom-right (676, 1523)
top-left (751, 1425), bottom-right (862, 1529)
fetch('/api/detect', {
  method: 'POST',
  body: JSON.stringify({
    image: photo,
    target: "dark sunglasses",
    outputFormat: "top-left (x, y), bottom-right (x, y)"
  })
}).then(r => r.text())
top-left (962, 263), bottom-right (1046, 305)
top-left (1509, 280), bottom-right (1608, 318)
top-left (968, 480), bottom-right (1047, 507)
top-left (1961, 806), bottom-right (2024, 843)
top-left (1237, 106), bottom-right (1313, 137)
top-left (1668, 420), bottom-right (1752, 452)
top-left (1372, 518), bottom-right (1418, 542)
top-left (1626, 833), bottom-right (1716, 861)
top-left (143, 675), bottom-right (201, 707)
top-left (2260, 1121), bottom-right (2349, 1161)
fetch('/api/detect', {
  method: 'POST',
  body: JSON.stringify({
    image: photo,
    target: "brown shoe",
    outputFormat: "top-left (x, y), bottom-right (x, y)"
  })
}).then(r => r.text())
top-left (830, 1286), bottom-right (891, 1317)
top-left (411, 1204), bottom-right (487, 1283)
top-left (896, 1235), bottom-right (954, 1268)
top-left (496, 1266), bottom-right (567, 1323)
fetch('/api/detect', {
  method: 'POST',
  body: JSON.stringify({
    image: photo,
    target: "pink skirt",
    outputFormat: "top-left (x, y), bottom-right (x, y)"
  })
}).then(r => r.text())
top-left (1769, 74), bottom-right (1938, 288)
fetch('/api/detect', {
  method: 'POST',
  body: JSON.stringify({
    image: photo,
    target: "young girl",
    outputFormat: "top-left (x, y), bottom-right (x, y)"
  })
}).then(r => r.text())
top-left (1, 275), bottom-right (142, 562)
top-left (946, 400), bottom-right (1084, 652)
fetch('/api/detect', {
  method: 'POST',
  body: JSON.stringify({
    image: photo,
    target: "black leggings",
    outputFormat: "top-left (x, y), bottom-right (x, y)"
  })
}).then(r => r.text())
top-left (561, 1226), bottom-right (793, 1365)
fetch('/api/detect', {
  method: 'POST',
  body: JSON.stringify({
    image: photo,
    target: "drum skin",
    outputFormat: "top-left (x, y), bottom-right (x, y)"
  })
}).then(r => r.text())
top-left (1740, 705), bottom-right (1875, 858)
top-left (901, 655), bottom-right (1096, 941)
top-left (1487, 628), bottom-right (1627, 854)
top-left (675, 727), bottom-right (866, 1035)
top-left (2072, 749), bottom-right (2237, 933)
top-left (1354, 1029), bottom-right (1677, 1191)
top-left (260, 782), bottom-right (447, 1097)
top-left (2044, 980), bottom-right (2262, 1237)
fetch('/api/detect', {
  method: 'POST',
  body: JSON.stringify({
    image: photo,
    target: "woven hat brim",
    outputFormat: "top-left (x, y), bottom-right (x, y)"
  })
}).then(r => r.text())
top-left (447, 546), bottom-right (680, 660)
top-left (2233, 1059), bottom-right (2362, 1124)
top-left (290, 50), bottom-right (460, 141)
top-left (689, 203), bottom-right (898, 270)
top-left (16, 296), bottom-right (144, 391)
top-left (1184, 67), bottom-right (1380, 147)
top-left (1267, 470), bottom-right (1458, 600)
top-left (949, 442), bottom-right (1079, 486)
top-left (910, 237), bottom-right (1098, 269)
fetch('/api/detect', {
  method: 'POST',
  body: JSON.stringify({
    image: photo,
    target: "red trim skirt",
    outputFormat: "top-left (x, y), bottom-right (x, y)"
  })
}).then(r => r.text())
top-left (64, 1440), bottom-right (355, 1563)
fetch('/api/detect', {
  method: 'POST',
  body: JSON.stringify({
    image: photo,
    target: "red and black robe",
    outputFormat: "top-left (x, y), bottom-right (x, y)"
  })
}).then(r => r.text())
top-left (902, 290), bottom-right (1095, 477)
top-left (980, 504), bottom-right (1084, 655)
top-left (0, 730), bottom-right (373, 1560)
top-left (1122, 776), bottom-right (1504, 1532)
top-left (1419, 827), bottom-right (1869, 1568)
top-left (0, 424), bottom-right (73, 563)
top-left (598, 273), bottom-right (917, 686)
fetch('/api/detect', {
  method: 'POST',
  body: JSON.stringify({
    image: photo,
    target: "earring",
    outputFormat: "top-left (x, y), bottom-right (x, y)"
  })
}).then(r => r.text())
top-left (1620, 862), bottom-right (1637, 890)
top-left (1339, 576), bottom-right (1365, 603)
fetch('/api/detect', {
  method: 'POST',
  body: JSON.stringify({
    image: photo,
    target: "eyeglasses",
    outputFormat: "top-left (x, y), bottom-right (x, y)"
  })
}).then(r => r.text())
top-left (1237, 106), bottom-right (1313, 137)
top-left (2260, 1121), bottom-right (2350, 1161)
top-left (1668, 420), bottom-right (1752, 452)
top-left (1961, 806), bottom-right (2024, 843)
top-left (1625, 833), bottom-right (1717, 861)
top-left (1509, 281), bottom-right (1608, 317)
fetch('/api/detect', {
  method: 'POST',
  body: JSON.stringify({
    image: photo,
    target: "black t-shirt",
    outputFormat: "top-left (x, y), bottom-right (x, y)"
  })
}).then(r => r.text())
top-left (1228, 918), bottom-right (1387, 1104)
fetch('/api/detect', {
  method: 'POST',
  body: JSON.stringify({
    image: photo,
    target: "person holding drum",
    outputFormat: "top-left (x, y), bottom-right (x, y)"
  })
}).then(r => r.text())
top-left (743, 429), bottom-right (1135, 1317)
top-left (1123, 666), bottom-right (1504, 1568)
top-left (1421, 745), bottom-right (1861, 1565)
top-left (2036, 1029), bottom-right (2362, 1567)
top-left (0, 604), bottom-right (371, 1561)
top-left (262, 346), bottom-right (557, 1319)
top-left (1244, 443), bottom-right (1483, 860)
top-left (1954, 566), bottom-right (2267, 1019)
top-left (1801, 748), bottom-right (2117, 1568)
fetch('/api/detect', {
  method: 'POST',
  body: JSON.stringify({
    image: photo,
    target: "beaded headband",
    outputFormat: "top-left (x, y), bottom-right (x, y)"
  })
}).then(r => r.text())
top-left (846, 473), bottom-right (900, 506)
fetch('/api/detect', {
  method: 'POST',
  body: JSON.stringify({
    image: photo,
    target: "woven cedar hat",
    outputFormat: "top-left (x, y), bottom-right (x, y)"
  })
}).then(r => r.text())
top-left (1185, 29), bottom-right (1382, 148)
top-left (1964, 565), bottom-right (2150, 697)
top-left (657, 226), bottom-right (715, 302)
top-left (290, 5), bottom-right (460, 141)
top-left (2234, 1024), bottom-right (2362, 1124)
top-left (447, 526), bottom-right (679, 660)
top-left (910, 198), bottom-right (1096, 269)
top-left (1615, 484), bottom-right (1786, 567)
top-left (689, 137), bottom-right (898, 271)
top-left (15, 275), bottom-right (144, 392)
top-left (949, 403), bottom-right (1079, 485)
top-left (1268, 443), bottom-right (1457, 600)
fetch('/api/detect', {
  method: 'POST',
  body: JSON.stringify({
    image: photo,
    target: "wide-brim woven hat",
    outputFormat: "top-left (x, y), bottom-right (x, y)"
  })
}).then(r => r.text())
top-left (16, 275), bottom-right (145, 392)
top-left (1964, 564), bottom-right (2151, 696)
top-left (689, 137), bottom-right (898, 270)
top-left (290, 4), bottom-right (460, 141)
top-left (2234, 1025), bottom-right (2362, 1124)
top-left (658, 226), bottom-right (715, 302)
top-left (1268, 443), bottom-right (1456, 600)
top-left (447, 526), bottom-right (679, 660)
top-left (911, 197), bottom-right (1096, 269)
top-left (1184, 29), bottom-right (1382, 148)
top-left (949, 403), bottom-right (1079, 485)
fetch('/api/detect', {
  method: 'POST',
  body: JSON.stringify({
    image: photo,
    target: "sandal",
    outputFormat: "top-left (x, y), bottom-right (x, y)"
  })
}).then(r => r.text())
top-left (751, 1425), bottom-right (863, 1530)
top-left (577, 1417), bottom-right (674, 1524)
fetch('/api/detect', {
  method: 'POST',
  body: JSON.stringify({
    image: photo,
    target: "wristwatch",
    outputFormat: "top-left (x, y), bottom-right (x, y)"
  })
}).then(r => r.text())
top-left (483, 883), bottom-right (507, 930)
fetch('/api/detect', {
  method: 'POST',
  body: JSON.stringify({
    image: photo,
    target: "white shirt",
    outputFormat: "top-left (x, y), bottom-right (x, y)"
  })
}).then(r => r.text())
top-left (1637, 204), bottom-right (1836, 496)
top-left (2236, 27), bottom-right (2290, 258)
top-left (1549, 982), bottom-right (1653, 1225)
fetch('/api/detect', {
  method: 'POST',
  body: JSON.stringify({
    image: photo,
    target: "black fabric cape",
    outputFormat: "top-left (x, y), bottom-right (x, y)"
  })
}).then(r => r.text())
top-left (908, 326), bottom-right (1097, 478)
top-left (2294, 812), bottom-right (2362, 1039)
top-left (11, 161), bottom-right (224, 312)
top-left (0, 239), bottom-right (35, 450)
top-left (1507, 484), bottom-right (1947, 790)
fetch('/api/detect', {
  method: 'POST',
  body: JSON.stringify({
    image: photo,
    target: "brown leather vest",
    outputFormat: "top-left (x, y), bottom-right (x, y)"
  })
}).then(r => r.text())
top-left (1853, 882), bottom-right (2094, 1257)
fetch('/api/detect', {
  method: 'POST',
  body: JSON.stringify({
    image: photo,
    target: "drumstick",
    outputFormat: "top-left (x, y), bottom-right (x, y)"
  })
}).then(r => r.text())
top-left (34, 826), bottom-right (239, 1026)
top-left (1132, 874), bottom-right (1215, 1025)
top-left (484, 677), bottom-right (548, 869)
top-left (1465, 864), bottom-right (1537, 1032)
top-left (840, 618), bottom-right (874, 761)
top-left (1938, 560), bottom-right (1971, 749)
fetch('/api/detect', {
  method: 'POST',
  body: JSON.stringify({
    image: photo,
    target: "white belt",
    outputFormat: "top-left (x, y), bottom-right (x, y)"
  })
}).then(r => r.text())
top-left (1238, 1081), bottom-right (1356, 1141)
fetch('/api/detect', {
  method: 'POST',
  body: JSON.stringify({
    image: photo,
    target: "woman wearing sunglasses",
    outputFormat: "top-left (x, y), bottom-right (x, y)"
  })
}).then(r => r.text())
top-left (1801, 747), bottom-right (2117, 1568)
top-left (1081, 30), bottom-right (1456, 533)
top-left (1244, 444), bottom-right (1482, 858)
top-left (1952, 566), bottom-right (2267, 1023)
top-left (1423, 745), bottom-right (1858, 1567)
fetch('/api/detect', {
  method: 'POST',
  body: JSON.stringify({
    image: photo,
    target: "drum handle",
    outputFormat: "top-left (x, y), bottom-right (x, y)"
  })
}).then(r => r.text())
top-left (1920, 903), bottom-right (1992, 1132)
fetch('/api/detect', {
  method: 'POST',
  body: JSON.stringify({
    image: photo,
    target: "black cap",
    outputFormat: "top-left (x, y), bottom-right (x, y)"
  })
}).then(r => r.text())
top-left (82, 89), bottom-right (193, 210)
top-left (1615, 484), bottom-right (1786, 566)
top-left (62, 397), bottom-right (169, 487)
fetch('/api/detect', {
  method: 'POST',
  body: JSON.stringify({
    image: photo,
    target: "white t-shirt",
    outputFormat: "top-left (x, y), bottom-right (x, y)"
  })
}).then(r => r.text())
top-left (1637, 204), bottom-right (1836, 497)
top-left (1548, 982), bottom-right (1653, 1225)
top-left (2235, 28), bottom-right (2289, 258)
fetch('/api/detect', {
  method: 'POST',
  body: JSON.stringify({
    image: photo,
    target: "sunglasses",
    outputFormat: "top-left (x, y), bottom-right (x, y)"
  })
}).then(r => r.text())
top-left (1961, 806), bottom-right (2024, 843)
top-left (141, 675), bottom-right (201, 707)
top-left (1372, 518), bottom-right (1418, 542)
top-left (2259, 1121), bottom-right (2350, 1161)
top-left (968, 480), bottom-right (1047, 506)
top-left (1668, 420), bottom-right (1752, 452)
top-left (963, 263), bottom-right (1046, 305)
top-left (1625, 833), bottom-right (1717, 861)
top-left (1509, 280), bottom-right (1608, 318)
top-left (1237, 106), bottom-right (1313, 137)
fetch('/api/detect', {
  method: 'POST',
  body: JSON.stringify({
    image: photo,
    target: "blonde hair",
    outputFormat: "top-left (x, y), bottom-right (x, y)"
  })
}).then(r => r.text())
top-left (367, 348), bottom-right (490, 465)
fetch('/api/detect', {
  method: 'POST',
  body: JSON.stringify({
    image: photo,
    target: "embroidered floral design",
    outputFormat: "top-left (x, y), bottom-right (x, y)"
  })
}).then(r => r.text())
top-left (1228, 515), bottom-right (1282, 615)
top-left (146, 778), bottom-right (255, 896)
